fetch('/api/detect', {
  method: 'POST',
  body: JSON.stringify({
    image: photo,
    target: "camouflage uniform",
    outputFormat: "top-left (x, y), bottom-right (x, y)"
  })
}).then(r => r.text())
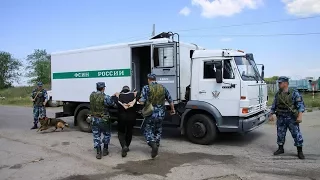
top-left (140, 73), bottom-right (173, 158)
top-left (271, 76), bottom-right (305, 159)
top-left (30, 82), bottom-right (48, 129)
top-left (89, 82), bottom-right (116, 159)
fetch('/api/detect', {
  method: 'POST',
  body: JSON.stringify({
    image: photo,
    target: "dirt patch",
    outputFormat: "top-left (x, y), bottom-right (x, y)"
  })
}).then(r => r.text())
top-left (9, 164), bottom-right (22, 169)
top-left (61, 142), bottom-right (70, 145)
top-left (114, 152), bottom-right (236, 177)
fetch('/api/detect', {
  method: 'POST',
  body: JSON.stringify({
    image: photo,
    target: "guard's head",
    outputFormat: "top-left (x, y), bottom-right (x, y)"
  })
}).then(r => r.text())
top-left (278, 76), bottom-right (289, 90)
top-left (121, 85), bottom-right (130, 93)
top-left (147, 73), bottom-right (156, 84)
top-left (96, 82), bottom-right (106, 92)
top-left (37, 82), bottom-right (43, 89)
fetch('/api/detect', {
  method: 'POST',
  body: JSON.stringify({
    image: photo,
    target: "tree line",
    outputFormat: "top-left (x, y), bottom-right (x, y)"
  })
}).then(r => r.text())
top-left (0, 49), bottom-right (51, 89)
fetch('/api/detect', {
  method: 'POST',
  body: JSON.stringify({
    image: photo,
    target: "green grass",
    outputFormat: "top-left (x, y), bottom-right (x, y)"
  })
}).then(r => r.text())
top-left (1, 85), bottom-right (320, 109)
top-left (0, 84), bottom-right (51, 106)
top-left (267, 91), bottom-right (320, 108)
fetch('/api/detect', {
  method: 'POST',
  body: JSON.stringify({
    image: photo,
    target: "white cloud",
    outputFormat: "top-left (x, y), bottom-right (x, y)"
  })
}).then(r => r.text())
top-left (282, 0), bottom-right (320, 17)
top-left (191, 0), bottom-right (263, 18)
top-left (179, 7), bottom-right (191, 16)
top-left (220, 37), bottom-right (233, 42)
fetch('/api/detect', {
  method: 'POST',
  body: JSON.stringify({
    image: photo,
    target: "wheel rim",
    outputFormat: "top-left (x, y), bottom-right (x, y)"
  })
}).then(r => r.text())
top-left (79, 111), bottom-right (91, 129)
top-left (192, 122), bottom-right (206, 138)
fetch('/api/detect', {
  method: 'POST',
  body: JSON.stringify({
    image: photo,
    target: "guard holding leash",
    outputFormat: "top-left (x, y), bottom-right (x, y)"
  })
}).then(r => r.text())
top-left (89, 82), bottom-right (117, 159)
top-left (30, 82), bottom-right (48, 130)
top-left (269, 76), bottom-right (305, 159)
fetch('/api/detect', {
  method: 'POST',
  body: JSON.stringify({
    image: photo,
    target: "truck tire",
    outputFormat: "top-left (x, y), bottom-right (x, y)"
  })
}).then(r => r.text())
top-left (77, 109), bottom-right (92, 133)
top-left (186, 114), bottom-right (217, 145)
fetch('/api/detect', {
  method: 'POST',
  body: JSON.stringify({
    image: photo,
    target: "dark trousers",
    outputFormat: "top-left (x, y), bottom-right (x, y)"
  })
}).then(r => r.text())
top-left (117, 113), bottom-right (136, 148)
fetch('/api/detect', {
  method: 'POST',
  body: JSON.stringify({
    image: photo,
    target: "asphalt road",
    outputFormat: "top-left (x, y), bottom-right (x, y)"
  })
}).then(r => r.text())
top-left (0, 105), bottom-right (319, 180)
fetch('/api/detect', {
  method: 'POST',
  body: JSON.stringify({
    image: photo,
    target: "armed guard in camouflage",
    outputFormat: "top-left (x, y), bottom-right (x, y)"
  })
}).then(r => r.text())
top-left (270, 76), bottom-right (305, 159)
top-left (139, 73), bottom-right (175, 158)
top-left (89, 82), bottom-right (117, 159)
top-left (30, 82), bottom-right (48, 130)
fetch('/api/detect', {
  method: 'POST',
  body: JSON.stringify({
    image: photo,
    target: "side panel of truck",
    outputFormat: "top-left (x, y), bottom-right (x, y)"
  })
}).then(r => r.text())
top-left (51, 46), bottom-right (131, 102)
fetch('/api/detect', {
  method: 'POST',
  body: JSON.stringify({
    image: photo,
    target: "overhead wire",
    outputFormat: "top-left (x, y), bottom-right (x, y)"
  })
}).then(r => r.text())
top-left (100, 15), bottom-right (320, 43)
top-left (174, 15), bottom-right (320, 32)
top-left (183, 32), bottom-right (320, 38)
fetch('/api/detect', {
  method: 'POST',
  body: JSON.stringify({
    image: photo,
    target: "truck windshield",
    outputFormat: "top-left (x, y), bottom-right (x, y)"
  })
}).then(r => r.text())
top-left (234, 56), bottom-right (260, 81)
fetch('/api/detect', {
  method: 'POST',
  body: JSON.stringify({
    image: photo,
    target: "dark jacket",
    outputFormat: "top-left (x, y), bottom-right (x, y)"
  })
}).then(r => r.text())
top-left (117, 90), bottom-right (137, 121)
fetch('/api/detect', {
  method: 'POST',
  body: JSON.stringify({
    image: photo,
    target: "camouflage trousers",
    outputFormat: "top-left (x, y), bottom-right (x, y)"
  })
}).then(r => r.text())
top-left (142, 115), bottom-right (164, 144)
top-left (276, 115), bottom-right (303, 147)
top-left (33, 105), bottom-right (46, 125)
top-left (91, 117), bottom-right (111, 148)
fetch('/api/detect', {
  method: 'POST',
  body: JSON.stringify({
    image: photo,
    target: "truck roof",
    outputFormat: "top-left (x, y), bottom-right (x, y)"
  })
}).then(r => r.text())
top-left (51, 37), bottom-right (204, 56)
top-left (192, 49), bottom-right (246, 59)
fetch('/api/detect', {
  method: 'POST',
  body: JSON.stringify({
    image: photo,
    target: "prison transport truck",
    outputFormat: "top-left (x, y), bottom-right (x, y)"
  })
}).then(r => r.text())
top-left (51, 32), bottom-right (270, 145)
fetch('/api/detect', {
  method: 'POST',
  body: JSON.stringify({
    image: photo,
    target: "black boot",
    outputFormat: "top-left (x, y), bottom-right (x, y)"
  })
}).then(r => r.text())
top-left (273, 145), bottom-right (284, 155)
top-left (30, 124), bottom-right (38, 130)
top-left (148, 142), bottom-right (158, 158)
top-left (118, 133), bottom-right (129, 157)
top-left (96, 146), bottom-right (102, 159)
top-left (297, 146), bottom-right (305, 159)
top-left (103, 144), bottom-right (109, 156)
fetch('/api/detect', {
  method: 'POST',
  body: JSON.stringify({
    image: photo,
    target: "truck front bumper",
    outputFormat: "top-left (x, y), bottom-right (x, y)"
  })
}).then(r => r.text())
top-left (218, 109), bottom-right (270, 133)
top-left (240, 109), bottom-right (270, 133)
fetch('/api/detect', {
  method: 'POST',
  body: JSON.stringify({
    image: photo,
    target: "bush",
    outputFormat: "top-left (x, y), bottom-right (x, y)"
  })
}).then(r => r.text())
top-left (0, 84), bottom-right (51, 106)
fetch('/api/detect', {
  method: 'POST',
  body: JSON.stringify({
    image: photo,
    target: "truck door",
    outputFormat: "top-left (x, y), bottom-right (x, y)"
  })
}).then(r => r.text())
top-left (151, 42), bottom-right (180, 102)
top-left (197, 59), bottom-right (240, 116)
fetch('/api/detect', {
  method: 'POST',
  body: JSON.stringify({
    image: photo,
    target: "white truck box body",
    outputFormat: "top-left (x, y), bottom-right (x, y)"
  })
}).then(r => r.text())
top-left (51, 38), bottom-right (201, 103)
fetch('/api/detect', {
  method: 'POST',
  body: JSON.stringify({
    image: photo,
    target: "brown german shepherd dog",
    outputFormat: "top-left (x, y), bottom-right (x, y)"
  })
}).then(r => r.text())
top-left (37, 117), bottom-right (69, 132)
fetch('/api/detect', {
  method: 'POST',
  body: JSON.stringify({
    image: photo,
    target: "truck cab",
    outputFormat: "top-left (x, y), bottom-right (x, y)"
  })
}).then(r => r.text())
top-left (179, 49), bottom-right (270, 144)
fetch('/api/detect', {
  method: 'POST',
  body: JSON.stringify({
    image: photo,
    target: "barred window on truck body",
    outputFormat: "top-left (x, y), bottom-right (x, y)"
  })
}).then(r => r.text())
top-left (154, 47), bottom-right (174, 67)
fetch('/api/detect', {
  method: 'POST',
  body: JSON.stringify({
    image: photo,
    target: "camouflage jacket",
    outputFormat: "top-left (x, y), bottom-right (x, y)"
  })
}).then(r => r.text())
top-left (140, 82), bottom-right (173, 116)
top-left (31, 89), bottom-right (48, 106)
top-left (271, 88), bottom-right (305, 117)
top-left (89, 91), bottom-right (115, 117)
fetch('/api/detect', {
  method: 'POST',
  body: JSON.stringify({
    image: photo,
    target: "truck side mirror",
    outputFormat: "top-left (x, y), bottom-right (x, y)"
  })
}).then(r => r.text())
top-left (261, 65), bottom-right (265, 80)
top-left (215, 62), bottom-right (223, 83)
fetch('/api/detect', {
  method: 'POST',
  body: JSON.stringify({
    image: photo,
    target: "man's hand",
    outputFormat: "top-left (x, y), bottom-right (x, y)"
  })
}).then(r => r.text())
top-left (113, 92), bottom-right (120, 97)
top-left (31, 98), bottom-right (35, 102)
top-left (296, 113), bottom-right (302, 123)
top-left (43, 102), bottom-right (47, 106)
top-left (269, 114), bottom-right (275, 122)
top-left (170, 109), bottom-right (176, 115)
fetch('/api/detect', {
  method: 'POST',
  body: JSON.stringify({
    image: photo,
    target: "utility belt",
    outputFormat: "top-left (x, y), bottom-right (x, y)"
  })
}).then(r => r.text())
top-left (276, 110), bottom-right (297, 118)
top-left (90, 112), bottom-right (110, 122)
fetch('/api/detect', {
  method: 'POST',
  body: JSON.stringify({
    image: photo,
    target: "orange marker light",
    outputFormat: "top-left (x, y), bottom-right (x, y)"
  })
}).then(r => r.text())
top-left (242, 108), bottom-right (249, 114)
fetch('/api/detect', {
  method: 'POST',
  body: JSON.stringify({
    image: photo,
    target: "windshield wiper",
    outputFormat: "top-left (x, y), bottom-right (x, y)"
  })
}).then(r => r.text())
top-left (242, 74), bottom-right (259, 82)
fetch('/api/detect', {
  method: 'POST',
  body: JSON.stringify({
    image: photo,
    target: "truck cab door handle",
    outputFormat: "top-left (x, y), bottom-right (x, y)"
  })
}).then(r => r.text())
top-left (199, 90), bottom-right (206, 94)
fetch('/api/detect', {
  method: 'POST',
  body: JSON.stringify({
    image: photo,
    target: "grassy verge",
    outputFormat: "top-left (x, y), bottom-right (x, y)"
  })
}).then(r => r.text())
top-left (1, 85), bottom-right (319, 109)
top-left (267, 91), bottom-right (320, 111)
top-left (0, 84), bottom-right (51, 106)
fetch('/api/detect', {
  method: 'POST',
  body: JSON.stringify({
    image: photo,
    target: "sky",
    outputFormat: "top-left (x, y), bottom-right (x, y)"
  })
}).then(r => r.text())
top-left (1, 0), bottom-right (320, 86)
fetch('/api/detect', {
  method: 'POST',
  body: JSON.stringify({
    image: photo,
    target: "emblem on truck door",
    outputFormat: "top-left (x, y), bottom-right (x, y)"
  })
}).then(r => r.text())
top-left (212, 90), bottom-right (220, 98)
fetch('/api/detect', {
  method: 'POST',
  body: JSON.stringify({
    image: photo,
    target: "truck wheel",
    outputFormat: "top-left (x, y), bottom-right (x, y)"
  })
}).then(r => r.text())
top-left (77, 109), bottom-right (92, 133)
top-left (186, 114), bottom-right (217, 145)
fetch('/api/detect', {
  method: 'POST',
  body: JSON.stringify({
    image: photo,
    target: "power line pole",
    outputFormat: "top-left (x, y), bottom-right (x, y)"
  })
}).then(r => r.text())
top-left (152, 24), bottom-right (155, 36)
